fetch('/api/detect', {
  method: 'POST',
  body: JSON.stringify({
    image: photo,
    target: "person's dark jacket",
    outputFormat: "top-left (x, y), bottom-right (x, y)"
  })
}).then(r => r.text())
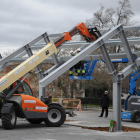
top-left (101, 94), bottom-right (110, 107)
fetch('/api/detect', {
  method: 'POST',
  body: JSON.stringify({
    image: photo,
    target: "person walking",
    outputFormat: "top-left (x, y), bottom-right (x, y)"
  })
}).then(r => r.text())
top-left (99, 91), bottom-right (110, 118)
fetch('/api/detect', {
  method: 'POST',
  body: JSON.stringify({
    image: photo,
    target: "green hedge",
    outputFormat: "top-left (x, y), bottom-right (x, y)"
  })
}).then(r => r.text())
top-left (77, 97), bottom-right (125, 107)
top-left (78, 97), bottom-right (102, 105)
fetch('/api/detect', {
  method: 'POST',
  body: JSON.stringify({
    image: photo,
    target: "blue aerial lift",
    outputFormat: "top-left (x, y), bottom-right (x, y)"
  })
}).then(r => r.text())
top-left (69, 58), bottom-right (134, 80)
top-left (125, 69), bottom-right (140, 110)
top-left (69, 60), bottom-right (98, 80)
top-left (121, 68), bottom-right (140, 122)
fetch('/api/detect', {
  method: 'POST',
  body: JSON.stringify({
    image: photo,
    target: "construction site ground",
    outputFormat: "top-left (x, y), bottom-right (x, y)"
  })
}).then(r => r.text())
top-left (0, 109), bottom-right (140, 140)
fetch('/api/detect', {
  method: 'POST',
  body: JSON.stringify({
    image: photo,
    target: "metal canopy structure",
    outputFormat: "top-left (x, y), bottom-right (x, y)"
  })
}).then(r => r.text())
top-left (0, 24), bottom-right (140, 132)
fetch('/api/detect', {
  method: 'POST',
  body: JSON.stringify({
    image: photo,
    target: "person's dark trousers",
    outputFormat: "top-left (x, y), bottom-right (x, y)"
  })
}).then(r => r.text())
top-left (100, 106), bottom-right (108, 117)
top-left (75, 62), bottom-right (81, 76)
top-left (80, 61), bottom-right (85, 76)
top-left (69, 66), bottom-right (74, 76)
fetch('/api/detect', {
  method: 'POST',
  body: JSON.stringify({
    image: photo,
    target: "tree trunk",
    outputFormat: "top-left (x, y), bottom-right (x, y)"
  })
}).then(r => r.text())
top-left (58, 77), bottom-right (68, 97)
top-left (71, 82), bottom-right (74, 98)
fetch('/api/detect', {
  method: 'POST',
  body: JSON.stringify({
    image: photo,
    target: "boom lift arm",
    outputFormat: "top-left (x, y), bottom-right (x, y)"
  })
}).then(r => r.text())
top-left (0, 22), bottom-right (99, 93)
top-left (129, 68), bottom-right (140, 96)
top-left (125, 68), bottom-right (140, 110)
top-left (54, 22), bottom-right (99, 48)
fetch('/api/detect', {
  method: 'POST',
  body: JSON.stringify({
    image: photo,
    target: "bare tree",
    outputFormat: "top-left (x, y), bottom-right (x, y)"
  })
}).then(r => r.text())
top-left (86, 0), bottom-right (135, 28)
top-left (83, 0), bottom-right (140, 97)
top-left (1, 49), bottom-right (15, 58)
top-left (86, 0), bottom-right (139, 71)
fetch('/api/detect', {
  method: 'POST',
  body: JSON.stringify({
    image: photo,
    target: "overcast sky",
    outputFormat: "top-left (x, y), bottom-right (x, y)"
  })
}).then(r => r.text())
top-left (0, 0), bottom-right (140, 54)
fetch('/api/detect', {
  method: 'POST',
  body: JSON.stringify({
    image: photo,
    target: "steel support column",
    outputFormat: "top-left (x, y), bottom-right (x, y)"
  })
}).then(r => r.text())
top-left (113, 74), bottom-right (122, 131)
top-left (99, 40), bottom-right (121, 132)
top-left (39, 85), bottom-right (46, 100)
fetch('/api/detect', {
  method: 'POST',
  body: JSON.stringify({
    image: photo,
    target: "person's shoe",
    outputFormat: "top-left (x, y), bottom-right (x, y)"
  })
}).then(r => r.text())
top-left (104, 116), bottom-right (108, 118)
top-left (98, 115), bottom-right (103, 117)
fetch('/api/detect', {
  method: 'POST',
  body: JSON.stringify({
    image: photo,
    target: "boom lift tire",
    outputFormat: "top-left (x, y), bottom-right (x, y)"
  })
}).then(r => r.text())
top-left (131, 110), bottom-right (140, 123)
top-left (27, 119), bottom-right (44, 124)
top-left (1, 105), bottom-right (17, 130)
top-left (44, 104), bottom-right (66, 127)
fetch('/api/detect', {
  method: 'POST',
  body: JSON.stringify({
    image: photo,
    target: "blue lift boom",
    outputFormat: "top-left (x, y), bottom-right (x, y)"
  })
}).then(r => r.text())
top-left (125, 68), bottom-right (140, 110)
top-left (69, 58), bottom-right (137, 80)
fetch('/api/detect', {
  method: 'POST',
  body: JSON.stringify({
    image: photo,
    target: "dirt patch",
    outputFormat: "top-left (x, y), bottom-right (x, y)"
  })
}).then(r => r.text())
top-left (82, 126), bottom-right (140, 132)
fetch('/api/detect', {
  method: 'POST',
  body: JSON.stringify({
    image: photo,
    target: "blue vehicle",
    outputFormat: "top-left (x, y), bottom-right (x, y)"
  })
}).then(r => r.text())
top-left (121, 68), bottom-right (140, 122)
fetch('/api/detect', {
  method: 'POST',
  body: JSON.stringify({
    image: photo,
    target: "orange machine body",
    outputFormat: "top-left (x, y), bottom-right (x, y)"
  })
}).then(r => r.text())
top-left (76, 23), bottom-right (97, 41)
top-left (76, 23), bottom-right (91, 37)
top-left (15, 94), bottom-right (48, 113)
top-left (54, 22), bottom-right (98, 48)
top-left (55, 32), bottom-right (71, 48)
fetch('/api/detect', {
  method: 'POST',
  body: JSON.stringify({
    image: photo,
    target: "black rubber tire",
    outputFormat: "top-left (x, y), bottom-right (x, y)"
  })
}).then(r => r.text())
top-left (1, 105), bottom-right (17, 130)
top-left (44, 104), bottom-right (66, 127)
top-left (131, 110), bottom-right (140, 123)
top-left (27, 119), bottom-right (44, 124)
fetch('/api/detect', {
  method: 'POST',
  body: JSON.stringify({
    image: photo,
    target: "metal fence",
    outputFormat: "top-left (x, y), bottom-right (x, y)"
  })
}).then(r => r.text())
top-left (77, 97), bottom-right (125, 108)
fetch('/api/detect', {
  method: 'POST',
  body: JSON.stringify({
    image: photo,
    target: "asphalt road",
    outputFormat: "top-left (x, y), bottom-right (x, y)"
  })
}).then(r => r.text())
top-left (0, 110), bottom-right (140, 140)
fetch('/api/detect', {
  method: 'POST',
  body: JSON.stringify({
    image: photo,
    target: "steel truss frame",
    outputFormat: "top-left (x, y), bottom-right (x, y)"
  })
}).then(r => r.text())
top-left (0, 24), bottom-right (140, 131)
